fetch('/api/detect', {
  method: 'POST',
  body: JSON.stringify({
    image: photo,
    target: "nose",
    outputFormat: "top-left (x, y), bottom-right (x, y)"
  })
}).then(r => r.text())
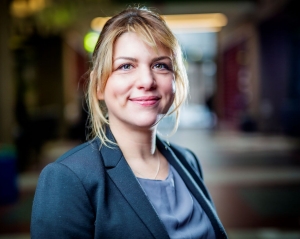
top-left (136, 66), bottom-right (156, 90)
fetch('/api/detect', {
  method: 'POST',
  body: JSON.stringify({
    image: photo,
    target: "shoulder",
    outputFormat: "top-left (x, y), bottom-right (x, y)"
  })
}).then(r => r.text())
top-left (32, 143), bottom-right (96, 239)
top-left (56, 139), bottom-right (99, 164)
top-left (58, 139), bottom-right (102, 167)
top-left (41, 138), bottom-right (104, 183)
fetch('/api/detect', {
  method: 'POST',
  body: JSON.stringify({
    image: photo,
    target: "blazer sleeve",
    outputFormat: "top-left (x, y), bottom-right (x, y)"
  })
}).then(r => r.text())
top-left (31, 162), bottom-right (95, 239)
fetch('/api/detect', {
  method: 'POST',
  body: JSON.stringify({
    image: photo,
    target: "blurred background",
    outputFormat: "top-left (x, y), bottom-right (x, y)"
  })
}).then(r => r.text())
top-left (1, 0), bottom-right (300, 238)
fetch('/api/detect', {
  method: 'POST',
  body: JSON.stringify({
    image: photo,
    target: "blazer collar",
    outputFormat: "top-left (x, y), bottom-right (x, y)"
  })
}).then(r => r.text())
top-left (98, 128), bottom-right (170, 239)
top-left (97, 128), bottom-right (226, 239)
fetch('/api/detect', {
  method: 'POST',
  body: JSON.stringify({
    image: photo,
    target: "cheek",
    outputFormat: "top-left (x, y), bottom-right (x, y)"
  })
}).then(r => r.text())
top-left (104, 76), bottom-right (130, 102)
top-left (161, 75), bottom-right (176, 94)
top-left (164, 78), bottom-right (176, 106)
top-left (165, 77), bottom-right (176, 99)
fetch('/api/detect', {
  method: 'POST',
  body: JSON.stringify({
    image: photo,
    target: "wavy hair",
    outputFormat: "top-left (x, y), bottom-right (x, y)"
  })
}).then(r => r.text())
top-left (87, 7), bottom-right (188, 145)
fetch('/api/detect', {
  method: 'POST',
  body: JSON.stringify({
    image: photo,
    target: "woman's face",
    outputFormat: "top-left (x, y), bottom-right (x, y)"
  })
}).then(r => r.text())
top-left (97, 32), bottom-right (175, 130)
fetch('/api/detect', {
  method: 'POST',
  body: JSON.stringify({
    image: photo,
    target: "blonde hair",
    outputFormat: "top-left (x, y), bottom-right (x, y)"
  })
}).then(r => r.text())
top-left (87, 7), bottom-right (188, 144)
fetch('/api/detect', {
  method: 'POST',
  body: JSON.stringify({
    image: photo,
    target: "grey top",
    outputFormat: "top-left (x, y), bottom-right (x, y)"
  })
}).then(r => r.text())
top-left (137, 165), bottom-right (216, 239)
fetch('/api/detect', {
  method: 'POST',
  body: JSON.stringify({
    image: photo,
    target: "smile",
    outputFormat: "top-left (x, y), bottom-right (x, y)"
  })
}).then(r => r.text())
top-left (129, 96), bottom-right (160, 106)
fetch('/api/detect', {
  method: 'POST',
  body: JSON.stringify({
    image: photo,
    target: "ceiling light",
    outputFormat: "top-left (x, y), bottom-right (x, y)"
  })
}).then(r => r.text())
top-left (91, 13), bottom-right (227, 33)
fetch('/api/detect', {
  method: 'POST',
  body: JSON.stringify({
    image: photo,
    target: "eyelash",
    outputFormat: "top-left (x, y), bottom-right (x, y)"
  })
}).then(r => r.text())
top-left (116, 62), bottom-right (172, 71)
top-left (118, 64), bottom-right (133, 70)
top-left (153, 63), bottom-right (170, 70)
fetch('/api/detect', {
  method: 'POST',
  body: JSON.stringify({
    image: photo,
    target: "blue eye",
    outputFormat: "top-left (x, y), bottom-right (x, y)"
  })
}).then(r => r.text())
top-left (120, 64), bottom-right (133, 70)
top-left (154, 63), bottom-right (168, 69)
top-left (153, 63), bottom-right (173, 71)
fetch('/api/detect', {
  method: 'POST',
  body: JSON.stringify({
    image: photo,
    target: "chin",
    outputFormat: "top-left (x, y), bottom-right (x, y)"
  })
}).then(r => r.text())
top-left (131, 116), bottom-right (160, 129)
top-left (135, 121), bottom-right (158, 129)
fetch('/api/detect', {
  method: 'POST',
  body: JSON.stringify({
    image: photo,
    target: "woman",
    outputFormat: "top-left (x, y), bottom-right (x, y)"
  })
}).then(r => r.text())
top-left (31, 7), bottom-right (227, 239)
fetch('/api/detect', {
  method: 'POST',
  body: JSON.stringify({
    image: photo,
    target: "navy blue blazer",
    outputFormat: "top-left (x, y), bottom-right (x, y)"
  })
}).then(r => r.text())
top-left (31, 129), bottom-right (227, 239)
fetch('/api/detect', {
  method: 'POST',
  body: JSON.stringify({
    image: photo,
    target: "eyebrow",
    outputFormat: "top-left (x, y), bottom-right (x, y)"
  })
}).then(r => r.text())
top-left (153, 56), bottom-right (172, 62)
top-left (113, 57), bottom-right (137, 62)
top-left (113, 56), bottom-right (172, 63)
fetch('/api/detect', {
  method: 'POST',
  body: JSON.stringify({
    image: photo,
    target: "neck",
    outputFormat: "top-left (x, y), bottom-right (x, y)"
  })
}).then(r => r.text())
top-left (109, 120), bottom-right (158, 161)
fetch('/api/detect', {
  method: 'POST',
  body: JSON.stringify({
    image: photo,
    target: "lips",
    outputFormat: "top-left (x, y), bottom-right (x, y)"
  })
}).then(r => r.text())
top-left (129, 96), bottom-right (161, 106)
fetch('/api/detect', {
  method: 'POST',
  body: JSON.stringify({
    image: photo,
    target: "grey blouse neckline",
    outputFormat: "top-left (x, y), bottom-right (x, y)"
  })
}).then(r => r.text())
top-left (137, 164), bottom-right (215, 239)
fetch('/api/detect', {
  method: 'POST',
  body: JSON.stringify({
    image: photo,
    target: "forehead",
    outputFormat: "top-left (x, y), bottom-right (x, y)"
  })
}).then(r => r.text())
top-left (113, 32), bottom-right (171, 58)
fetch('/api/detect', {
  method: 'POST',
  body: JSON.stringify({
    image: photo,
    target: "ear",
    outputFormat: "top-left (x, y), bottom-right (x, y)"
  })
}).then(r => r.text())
top-left (96, 81), bottom-right (105, 100)
top-left (91, 70), bottom-right (105, 100)
top-left (97, 88), bottom-right (104, 100)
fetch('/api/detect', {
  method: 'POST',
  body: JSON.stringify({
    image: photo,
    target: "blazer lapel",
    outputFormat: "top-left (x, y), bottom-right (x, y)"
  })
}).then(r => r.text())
top-left (156, 138), bottom-right (227, 239)
top-left (98, 129), bottom-right (169, 239)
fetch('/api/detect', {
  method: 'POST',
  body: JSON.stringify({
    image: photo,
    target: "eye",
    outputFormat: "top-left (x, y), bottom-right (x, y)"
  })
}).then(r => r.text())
top-left (153, 63), bottom-right (168, 70)
top-left (153, 62), bottom-right (173, 72)
top-left (118, 64), bottom-right (133, 70)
